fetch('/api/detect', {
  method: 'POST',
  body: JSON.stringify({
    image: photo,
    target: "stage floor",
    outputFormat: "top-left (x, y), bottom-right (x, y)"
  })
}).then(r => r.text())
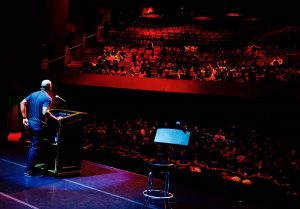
top-left (0, 140), bottom-right (297, 209)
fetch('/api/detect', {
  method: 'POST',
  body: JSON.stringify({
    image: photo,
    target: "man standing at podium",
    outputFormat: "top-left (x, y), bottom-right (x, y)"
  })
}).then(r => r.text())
top-left (20, 79), bottom-right (60, 177)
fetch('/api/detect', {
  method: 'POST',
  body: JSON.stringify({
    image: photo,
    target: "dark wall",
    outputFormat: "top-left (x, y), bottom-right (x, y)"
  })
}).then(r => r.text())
top-left (4, 0), bottom-right (70, 139)
top-left (6, 1), bottom-right (44, 81)
top-left (54, 83), bottom-right (300, 139)
top-left (4, 0), bottom-right (45, 143)
top-left (6, 0), bottom-right (69, 81)
top-left (102, 0), bottom-right (300, 20)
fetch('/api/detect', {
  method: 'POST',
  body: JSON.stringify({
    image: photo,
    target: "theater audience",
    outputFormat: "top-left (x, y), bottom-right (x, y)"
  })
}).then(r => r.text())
top-left (81, 113), bottom-right (300, 200)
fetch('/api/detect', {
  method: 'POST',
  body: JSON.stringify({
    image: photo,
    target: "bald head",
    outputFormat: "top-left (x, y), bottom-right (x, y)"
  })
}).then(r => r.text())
top-left (41, 79), bottom-right (52, 92)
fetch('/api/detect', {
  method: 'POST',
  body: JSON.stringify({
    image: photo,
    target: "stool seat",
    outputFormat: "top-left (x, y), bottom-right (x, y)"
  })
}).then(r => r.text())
top-left (149, 160), bottom-right (174, 168)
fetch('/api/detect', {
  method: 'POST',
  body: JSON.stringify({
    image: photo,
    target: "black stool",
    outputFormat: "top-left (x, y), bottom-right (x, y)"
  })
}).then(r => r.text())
top-left (142, 160), bottom-right (174, 209)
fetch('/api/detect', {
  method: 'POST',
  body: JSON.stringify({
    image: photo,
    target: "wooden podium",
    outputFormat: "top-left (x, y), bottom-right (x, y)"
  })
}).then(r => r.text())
top-left (45, 109), bottom-right (87, 177)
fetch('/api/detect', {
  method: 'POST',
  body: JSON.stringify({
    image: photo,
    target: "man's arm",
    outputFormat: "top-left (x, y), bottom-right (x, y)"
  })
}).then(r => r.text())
top-left (20, 99), bottom-right (28, 126)
top-left (42, 106), bottom-right (60, 121)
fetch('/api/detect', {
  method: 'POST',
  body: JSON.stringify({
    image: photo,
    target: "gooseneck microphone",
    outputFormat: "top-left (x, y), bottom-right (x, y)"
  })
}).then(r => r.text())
top-left (55, 95), bottom-right (67, 103)
top-left (55, 95), bottom-right (68, 116)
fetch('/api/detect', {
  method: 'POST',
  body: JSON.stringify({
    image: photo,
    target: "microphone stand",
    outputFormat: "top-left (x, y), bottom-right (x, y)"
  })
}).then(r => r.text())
top-left (56, 96), bottom-right (68, 117)
top-left (63, 101), bottom-right (68, 117)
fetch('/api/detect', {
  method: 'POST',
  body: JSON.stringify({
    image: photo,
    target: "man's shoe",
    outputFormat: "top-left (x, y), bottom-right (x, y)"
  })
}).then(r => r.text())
top-left (35, 170), bottom-right (44, 177)
top-left (24, 170), bottom-right (43, 177)
top-left (24, 170), bottom-right (35, 177)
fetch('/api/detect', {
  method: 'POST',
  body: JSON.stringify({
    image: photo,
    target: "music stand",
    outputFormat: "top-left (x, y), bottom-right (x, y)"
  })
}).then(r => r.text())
top-left (154, 128), bottom-right (190, 146)
top-left (153, 127), bottom-right (190, 162)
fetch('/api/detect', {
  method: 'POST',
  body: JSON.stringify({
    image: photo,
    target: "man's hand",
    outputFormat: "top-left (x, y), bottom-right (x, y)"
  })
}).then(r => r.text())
top-left (23, 118), bottom-right (28, 126)
top-left (57, 116), bottom-right (63, 121)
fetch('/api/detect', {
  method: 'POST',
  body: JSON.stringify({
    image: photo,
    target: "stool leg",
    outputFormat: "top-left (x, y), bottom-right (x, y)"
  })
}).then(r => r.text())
top-left (165, 171), bottom-right (172, 209)
top-left (142, 198), bottom-right (149, 209)
top-left (164, 199), bottom-right (168, 209)
top-left (147, 171), bottom-right (153, 192)
top-left (165, 200), bottom-right (173, 209)
top-left (165, 171), bottom-right (170, 194)
top-left (143, 171), bottom-right (153, 209)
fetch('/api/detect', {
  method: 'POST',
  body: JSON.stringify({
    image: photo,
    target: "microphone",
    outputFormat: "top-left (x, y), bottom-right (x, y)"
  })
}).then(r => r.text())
top-left (55, 95), bottom-right (67, 103)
